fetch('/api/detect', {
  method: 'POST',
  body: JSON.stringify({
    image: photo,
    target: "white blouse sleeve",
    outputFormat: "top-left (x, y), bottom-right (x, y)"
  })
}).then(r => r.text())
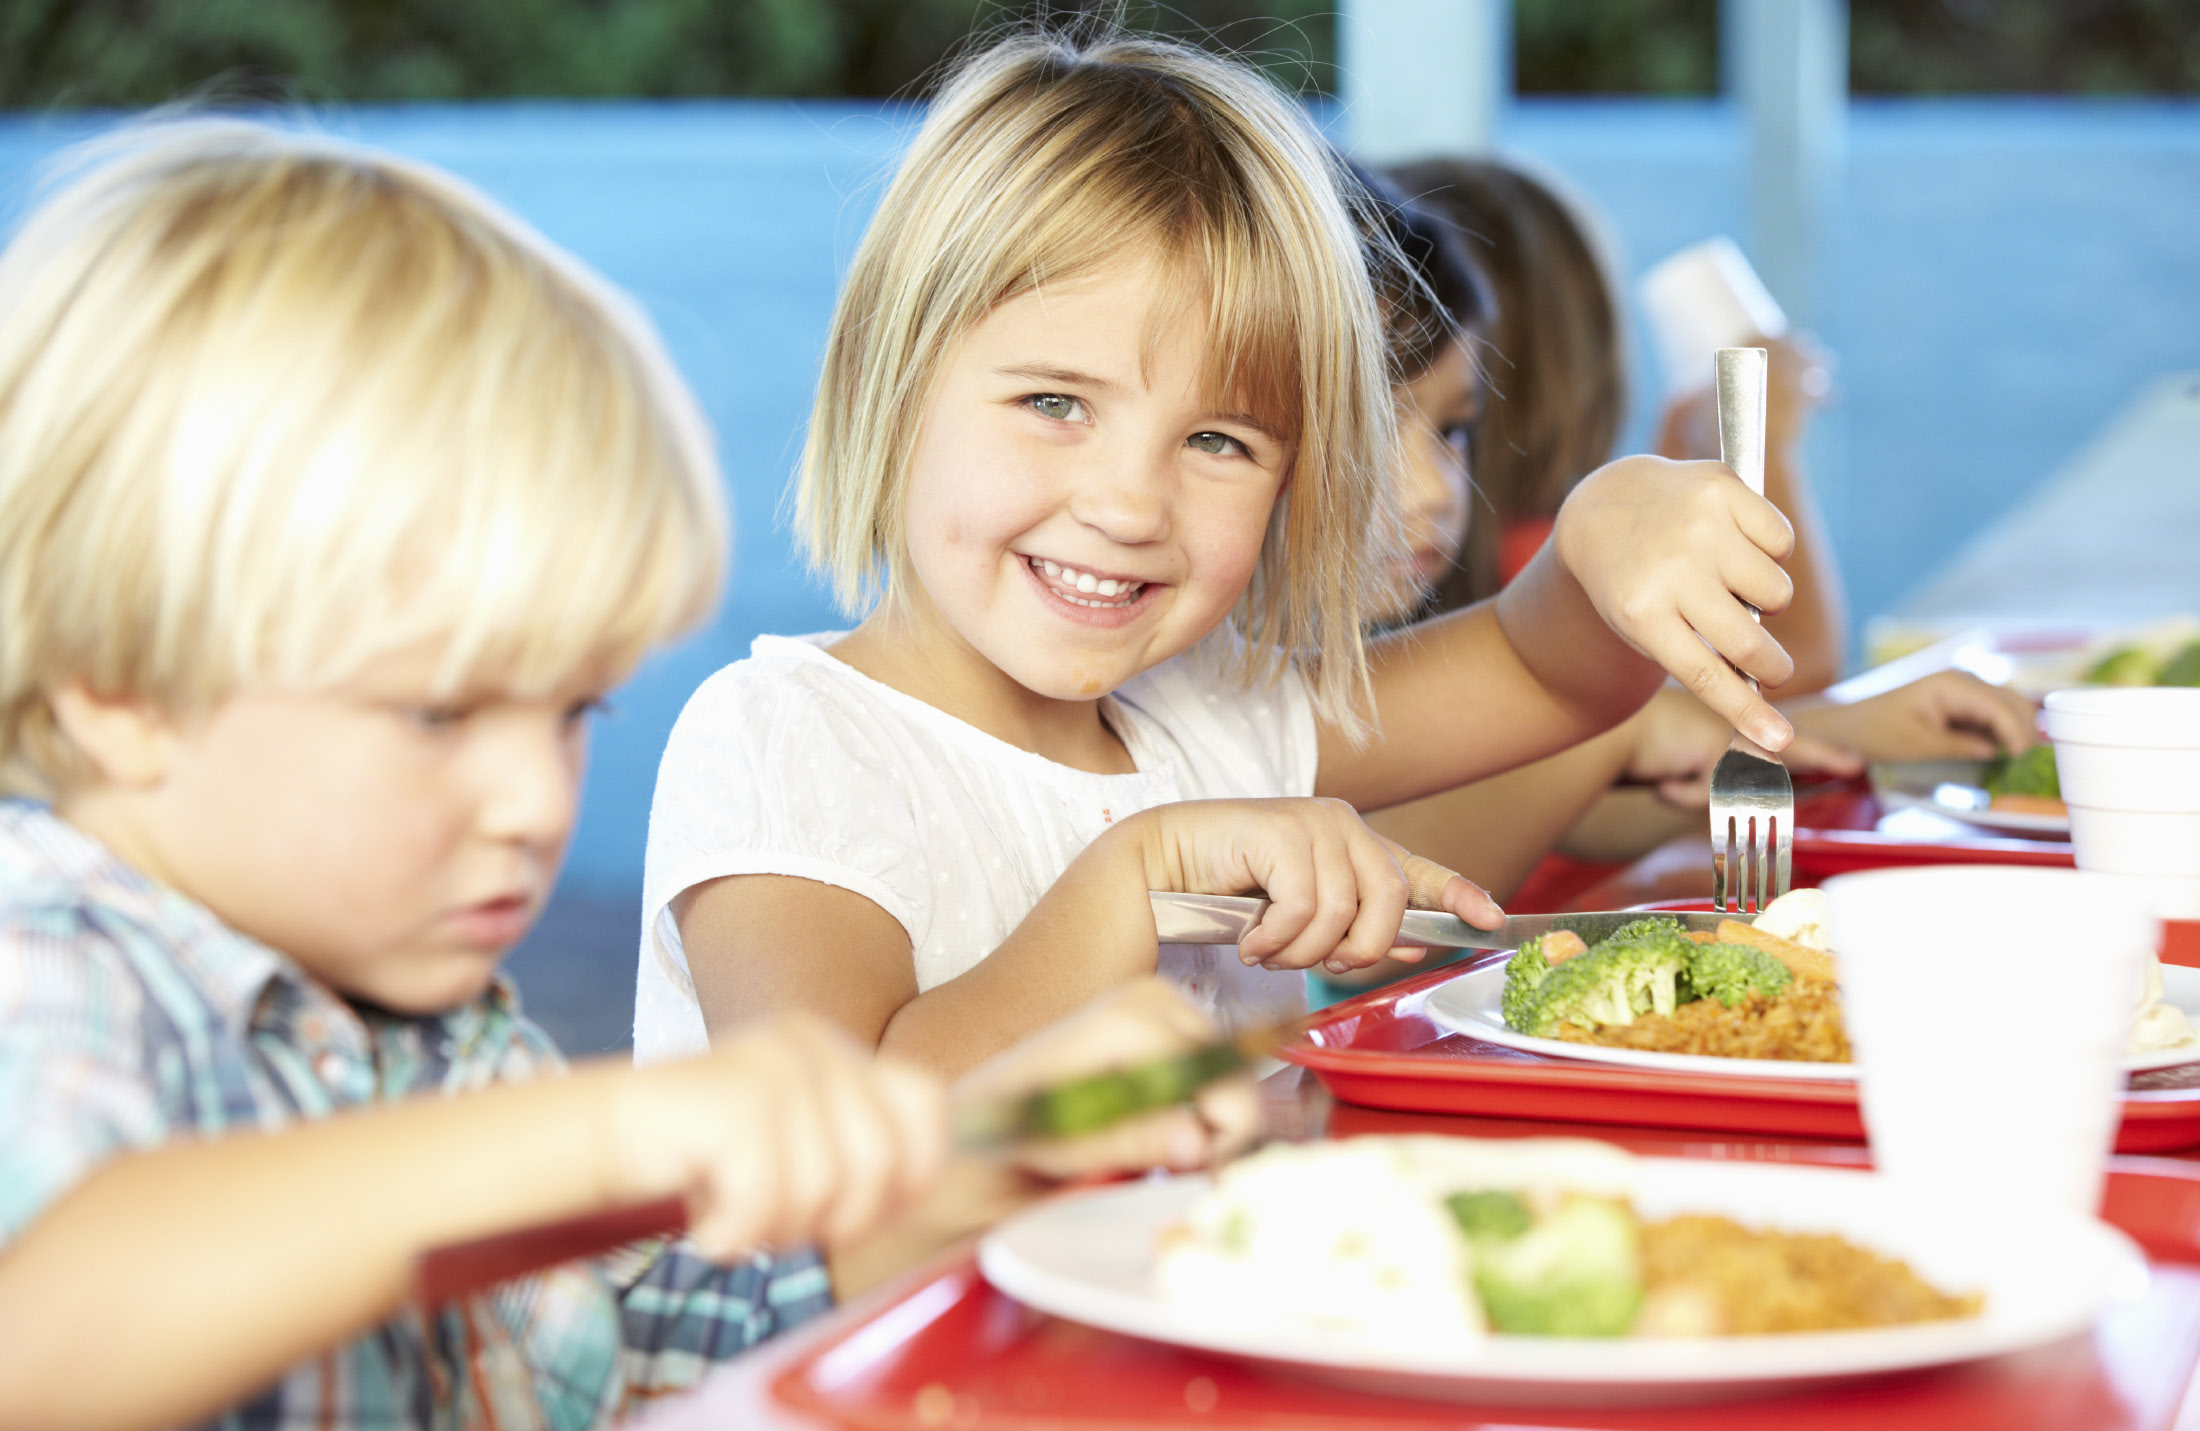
top-left (638, 662), bottom-right (933, 1055)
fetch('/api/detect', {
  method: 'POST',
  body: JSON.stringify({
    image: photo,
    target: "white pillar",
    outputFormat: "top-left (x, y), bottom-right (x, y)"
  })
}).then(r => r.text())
top-left (1338, 0), bottom-right (1512, 162)
top-left (1722, 0), bottom-right (1847, 327)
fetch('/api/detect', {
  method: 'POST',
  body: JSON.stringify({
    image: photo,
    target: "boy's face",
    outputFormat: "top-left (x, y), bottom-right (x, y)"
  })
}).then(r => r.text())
top-left (61, 645), bottom-right (604, 1014)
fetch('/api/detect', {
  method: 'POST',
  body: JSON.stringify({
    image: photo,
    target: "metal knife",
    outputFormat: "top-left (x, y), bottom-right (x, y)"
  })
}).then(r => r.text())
top-left (1149, 890), bottom-right (1753, 950)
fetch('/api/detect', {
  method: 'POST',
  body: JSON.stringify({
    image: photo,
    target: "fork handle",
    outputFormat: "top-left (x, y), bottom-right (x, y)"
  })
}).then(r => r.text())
top-left (1715, 346), bottom-right (1771, 691)
top-left (1715, 346), bottom-right (1769, 499)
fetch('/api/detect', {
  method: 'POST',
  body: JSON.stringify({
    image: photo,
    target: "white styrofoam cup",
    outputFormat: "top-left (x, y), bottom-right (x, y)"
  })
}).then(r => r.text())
top-left (2045, 688), bottom-right (2200, 881)
top-left (1822, 865), bottom-right (2155, 1216)
top-left (1637, 236), bottom-right (1788, 398)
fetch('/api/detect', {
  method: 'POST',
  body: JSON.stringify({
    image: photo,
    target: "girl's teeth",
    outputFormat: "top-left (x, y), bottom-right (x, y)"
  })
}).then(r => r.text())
top-left (1030, 555), bottom-right (1143, 605)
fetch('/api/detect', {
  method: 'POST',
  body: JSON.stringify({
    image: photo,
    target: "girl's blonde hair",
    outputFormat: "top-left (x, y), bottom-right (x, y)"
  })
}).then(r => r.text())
top-left (0, 118), bottom-right (727, 799)
top-left (797, 30), bottom-right (1404, 732)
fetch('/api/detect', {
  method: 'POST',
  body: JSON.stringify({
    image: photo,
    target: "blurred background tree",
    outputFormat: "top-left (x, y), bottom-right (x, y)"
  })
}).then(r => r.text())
top-left (1, 0), bottom-right (2193, 107)
top-left (0, 0), bottom-right (1334, 107)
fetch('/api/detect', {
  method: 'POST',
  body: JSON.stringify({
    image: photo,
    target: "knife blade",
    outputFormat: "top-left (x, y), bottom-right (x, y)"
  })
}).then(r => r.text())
top-left (1149, 890), bottom-right (1753, 950)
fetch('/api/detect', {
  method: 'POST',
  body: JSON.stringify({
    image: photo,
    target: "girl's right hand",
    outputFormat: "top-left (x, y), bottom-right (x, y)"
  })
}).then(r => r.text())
top-left (608, 1014), bottom-right (948, 1259)
top-left (1133, 797), bottom-right (1505, 976)
top-left (1554, 454), bottom-right (1798, 751)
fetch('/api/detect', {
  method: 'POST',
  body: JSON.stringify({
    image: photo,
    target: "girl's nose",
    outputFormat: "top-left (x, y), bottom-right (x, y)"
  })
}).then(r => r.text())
top-left (1067, 450), bottom-right (1172, 544)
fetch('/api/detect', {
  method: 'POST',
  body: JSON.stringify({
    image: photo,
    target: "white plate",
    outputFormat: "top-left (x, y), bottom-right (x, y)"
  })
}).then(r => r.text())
top-left (1871, 759), bottom-right (2070, 837)
top-left (1423, 959), bottom-right (2200, 1078)
top-left (979, 1158), bottom-right (2147, 1404)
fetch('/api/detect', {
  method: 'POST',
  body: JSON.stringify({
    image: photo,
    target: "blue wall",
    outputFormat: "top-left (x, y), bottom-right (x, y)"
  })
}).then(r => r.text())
top-left (4, 96), bottom-right (2196, 906)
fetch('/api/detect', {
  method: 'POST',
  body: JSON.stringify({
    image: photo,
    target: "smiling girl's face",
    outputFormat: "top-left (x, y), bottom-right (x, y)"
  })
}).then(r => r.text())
top-left (891, 256), bottom-right (1294, 712)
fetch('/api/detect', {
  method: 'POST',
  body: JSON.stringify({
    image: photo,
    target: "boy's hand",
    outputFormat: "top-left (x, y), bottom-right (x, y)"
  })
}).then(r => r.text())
top-left (955, 979), bottom-right (1261, 1179)
top-left (1791, 670), bottom-right (2039, 763)
top-left (1555, 454), bottom-right (1798, 751)
top-left (1135, 797), bottom-right (1503, 976)
top-left (609, 1014), bottom-right (947, 1259)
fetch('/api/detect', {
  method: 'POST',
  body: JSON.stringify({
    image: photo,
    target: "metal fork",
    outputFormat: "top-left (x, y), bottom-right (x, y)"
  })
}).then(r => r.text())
top-left (1707, 346), bottom-right (1793, 913)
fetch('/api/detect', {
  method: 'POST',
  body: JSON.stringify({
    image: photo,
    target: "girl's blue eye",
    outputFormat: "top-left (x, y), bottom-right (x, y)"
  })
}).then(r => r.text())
top-left (1186, 430), bottom-right (1249, 458)
top-left (1026, 393), bottom-right (1083, 422)
top-left (409, 704), bottom-right (470, 731)
top-left (1442, 422), bottom-right (1475, 462)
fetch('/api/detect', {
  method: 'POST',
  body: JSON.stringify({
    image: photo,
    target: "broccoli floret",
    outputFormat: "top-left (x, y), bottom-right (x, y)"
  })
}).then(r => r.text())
top-left (1504, 922), bottom-right (1691, 1038)
top-left (2085, 645), bottom-right (2160, 686)
top-left (2161, 640), bottom-right (2200, 688)
top-left (1471, 1195), bottom-right (1644, 1337)
top-left (1500, 940), bottom-right (1552, 1032)
top-left (1687, 941), bottom-right (1794, 1007)
top-left (1984, 743), bottom-right (2060, 800)
top-left (1446, 1189), bottom-right (1532, 1242)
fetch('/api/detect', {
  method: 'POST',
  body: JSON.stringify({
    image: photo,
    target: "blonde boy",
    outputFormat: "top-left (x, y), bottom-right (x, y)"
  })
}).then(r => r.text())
top-left (0, 115), bottom-right (911, 1429)
top-left (0, 120), bottom-right (1251, 1430)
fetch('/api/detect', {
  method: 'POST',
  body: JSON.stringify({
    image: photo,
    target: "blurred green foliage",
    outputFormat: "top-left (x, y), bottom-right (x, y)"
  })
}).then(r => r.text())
top-left (1515, 0), bottom-right (1718, 95)
top-left (1850, 0), bottom-right (2200, 95)
top-left (0, 0), bottom-right (1332, 107)
top-left (1, 0), bottom-right (2192, 108)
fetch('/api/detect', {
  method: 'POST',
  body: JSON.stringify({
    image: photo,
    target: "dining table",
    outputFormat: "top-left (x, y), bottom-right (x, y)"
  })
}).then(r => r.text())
top-left (626, 1049), bottom-right (2200, 1431)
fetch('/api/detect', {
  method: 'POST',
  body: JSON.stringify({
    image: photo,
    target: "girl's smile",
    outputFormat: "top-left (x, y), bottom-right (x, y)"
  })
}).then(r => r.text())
top-left (1019, 552), bottom-right (1160, 623)
top-left (835, 256), bottom-right (1292, 766)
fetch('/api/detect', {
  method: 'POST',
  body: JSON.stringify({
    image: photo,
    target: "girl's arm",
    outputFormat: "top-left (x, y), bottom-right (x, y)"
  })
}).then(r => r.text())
top-left (1365, 711), bottom-right (1644, 906)
top-left (0, 1020), bottom-right (941, 1431)
top-left (1320, 453), bottom-right (1799, 813)
top-left (680, 797), bottom-right (1498, 1076)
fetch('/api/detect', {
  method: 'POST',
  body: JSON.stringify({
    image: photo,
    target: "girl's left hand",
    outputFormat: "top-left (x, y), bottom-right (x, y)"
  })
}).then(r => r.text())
top-left (1555, 454), bottom-right (1798, 750)
top-left (1789, 670), bottom-right (2040, 763)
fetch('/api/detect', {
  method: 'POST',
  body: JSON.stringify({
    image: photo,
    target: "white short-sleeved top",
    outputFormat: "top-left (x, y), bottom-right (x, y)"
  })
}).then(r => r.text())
top-left (635, 633), bottom-right (1321, 1064)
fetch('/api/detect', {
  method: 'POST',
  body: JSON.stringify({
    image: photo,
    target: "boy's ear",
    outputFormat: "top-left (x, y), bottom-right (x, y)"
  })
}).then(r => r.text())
top-left (47, 684), bottom-right (181, 788)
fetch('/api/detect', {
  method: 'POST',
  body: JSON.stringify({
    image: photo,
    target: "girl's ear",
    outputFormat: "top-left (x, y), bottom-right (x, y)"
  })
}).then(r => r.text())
top-left (48, 684), bottom-right (181, 788)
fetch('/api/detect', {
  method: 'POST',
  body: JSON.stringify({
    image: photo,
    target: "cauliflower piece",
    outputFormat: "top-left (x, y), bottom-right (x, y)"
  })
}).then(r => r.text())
top-left (2130, 953), bottom-right (2198, 1055)
top-left (1155, 1139), bottom-right (1483, 1352)
top-left (1752, 888), bottom-right (1832, 951)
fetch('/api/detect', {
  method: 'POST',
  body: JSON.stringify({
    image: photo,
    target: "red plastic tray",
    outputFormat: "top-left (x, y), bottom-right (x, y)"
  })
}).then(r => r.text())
top-left (767, 1158), bottom-right (2200, 1429)
top-left (1790, 781), bottom-right (2076, 876)
top-left (1277, 957), bottom-right (2200, 1152)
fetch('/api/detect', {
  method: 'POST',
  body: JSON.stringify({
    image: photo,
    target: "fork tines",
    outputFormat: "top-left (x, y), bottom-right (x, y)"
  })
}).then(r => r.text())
top-left (1712, 807), bottom-right (1794, 914)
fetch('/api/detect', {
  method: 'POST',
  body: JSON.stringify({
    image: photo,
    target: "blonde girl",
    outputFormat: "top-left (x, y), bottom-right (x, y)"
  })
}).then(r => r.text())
top-left (641, 30), bottom-right (1803, 1074)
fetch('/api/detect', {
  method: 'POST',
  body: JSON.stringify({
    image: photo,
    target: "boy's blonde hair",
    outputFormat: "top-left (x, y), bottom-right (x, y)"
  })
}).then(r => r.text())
top-left (0, 118), bottom-right (727, 799)
top-left (797, 30), bottom-right (1404, 731)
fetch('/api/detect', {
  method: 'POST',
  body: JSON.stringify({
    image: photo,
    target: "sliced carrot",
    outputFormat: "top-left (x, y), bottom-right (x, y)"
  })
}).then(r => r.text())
top-left (1542, 929), bottom-right (1589, 964)
top-left (1714, 919), bottom-right (1838, 984)
top-left (1990, 793), bottom-right (2068, 817)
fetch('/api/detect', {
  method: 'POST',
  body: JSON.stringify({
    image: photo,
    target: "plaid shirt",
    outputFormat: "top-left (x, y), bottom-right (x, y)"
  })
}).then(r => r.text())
top-left (0, 800), bottom-right (831, 1430)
